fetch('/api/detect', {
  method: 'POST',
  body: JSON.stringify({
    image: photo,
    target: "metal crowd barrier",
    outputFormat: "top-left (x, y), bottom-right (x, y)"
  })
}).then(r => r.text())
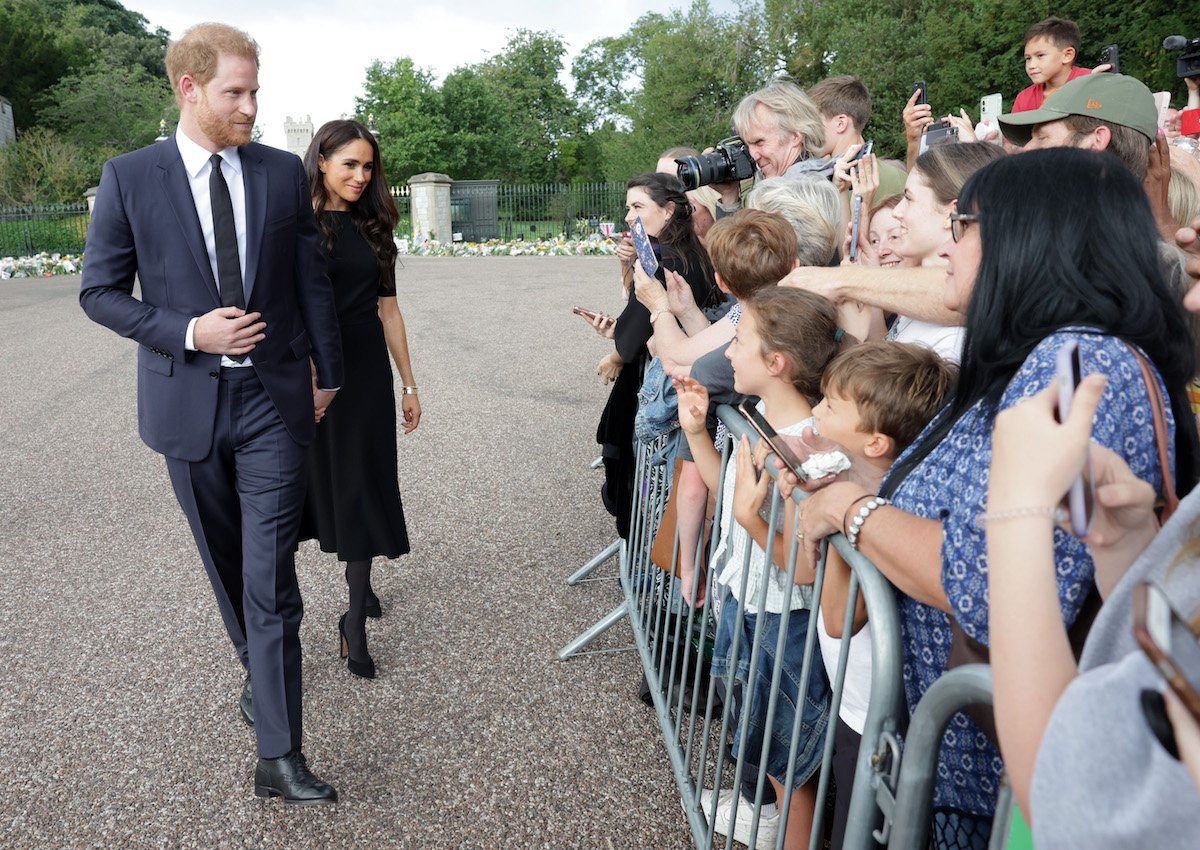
top-left (561, 407), bottom-right (1008, 849)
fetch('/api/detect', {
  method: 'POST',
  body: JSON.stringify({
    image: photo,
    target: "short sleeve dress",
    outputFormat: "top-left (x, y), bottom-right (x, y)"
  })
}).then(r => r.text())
top-left (299, 210), bottom-right (410, 560)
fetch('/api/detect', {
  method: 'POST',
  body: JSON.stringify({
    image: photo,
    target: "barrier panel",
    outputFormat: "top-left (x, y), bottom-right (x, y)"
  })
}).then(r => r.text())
top-left (564, 406), bottom-right (904, 848)
top-left (561, 406), bottom-right (1009, 849)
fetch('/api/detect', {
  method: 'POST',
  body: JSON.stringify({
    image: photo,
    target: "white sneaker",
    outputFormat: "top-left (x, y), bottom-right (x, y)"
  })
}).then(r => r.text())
top-left (698, 787), bottom-right (780, 849)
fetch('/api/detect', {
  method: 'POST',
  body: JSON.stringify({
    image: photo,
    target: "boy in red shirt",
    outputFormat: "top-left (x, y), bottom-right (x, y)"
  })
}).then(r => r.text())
top-left (1013, 17), bottom-right (1090, 113)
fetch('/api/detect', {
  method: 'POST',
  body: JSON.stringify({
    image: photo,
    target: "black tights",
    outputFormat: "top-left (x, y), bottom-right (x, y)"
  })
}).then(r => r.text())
top-left (344, 559), bottom-right (372, 662)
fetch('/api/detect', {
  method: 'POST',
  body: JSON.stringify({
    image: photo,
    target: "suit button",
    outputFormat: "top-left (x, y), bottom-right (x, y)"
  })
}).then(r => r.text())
top-left (209, 370), bottom-right (219, 378)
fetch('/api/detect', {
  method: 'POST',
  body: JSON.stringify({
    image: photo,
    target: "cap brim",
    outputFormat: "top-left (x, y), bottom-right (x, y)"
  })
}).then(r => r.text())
top-left (998, 106), bottom-right (1064, 146)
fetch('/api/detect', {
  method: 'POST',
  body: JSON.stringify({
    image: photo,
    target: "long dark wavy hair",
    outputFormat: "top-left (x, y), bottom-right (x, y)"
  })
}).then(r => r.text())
top-left (883, 147), bottom-right (1199, 499)
top-left (304, 120), bottom-right (398, 291)
top-left (627, 172), bottom-right (719, 307)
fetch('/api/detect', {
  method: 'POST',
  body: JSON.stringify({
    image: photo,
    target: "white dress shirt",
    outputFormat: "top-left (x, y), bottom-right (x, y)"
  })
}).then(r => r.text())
top-left (176, 130), bottom-right (251, 367)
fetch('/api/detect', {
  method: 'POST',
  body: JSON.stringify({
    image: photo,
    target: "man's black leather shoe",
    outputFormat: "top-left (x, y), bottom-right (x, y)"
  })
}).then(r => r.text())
top-left (239, 674), bottom-right (253, 727)
top-left (254, 751), bottom-right (337, 805)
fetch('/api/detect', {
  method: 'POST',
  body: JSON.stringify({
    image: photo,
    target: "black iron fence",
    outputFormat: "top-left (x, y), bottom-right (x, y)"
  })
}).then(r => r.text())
top-left (4, 181), bottom-right (630, 258)
top-left (0, 203), bottom-right (90, 257)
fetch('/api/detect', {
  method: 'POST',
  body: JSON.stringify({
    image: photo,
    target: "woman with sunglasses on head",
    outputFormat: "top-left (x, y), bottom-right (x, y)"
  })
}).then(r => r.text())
top-left (298, 120), bottom-right (420, 680)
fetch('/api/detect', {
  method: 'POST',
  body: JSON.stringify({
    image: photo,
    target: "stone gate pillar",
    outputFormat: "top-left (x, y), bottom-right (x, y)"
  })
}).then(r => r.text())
top-left (408, 172), bottom-right (452, 243)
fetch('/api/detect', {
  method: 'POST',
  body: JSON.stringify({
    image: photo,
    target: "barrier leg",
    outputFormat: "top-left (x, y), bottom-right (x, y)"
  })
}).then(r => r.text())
top-left (556, 604), bottom-right (631, 660)
top-left (566, 538), bottom-right (622, 586)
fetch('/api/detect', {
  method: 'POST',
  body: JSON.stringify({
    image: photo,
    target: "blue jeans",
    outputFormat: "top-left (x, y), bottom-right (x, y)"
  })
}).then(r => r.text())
top-left (712, 598), bottom-right (831, 789)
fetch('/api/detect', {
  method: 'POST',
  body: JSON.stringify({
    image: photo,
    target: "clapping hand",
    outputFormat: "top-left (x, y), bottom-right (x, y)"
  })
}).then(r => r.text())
top-left (672, 375), bottom-right (710, 436)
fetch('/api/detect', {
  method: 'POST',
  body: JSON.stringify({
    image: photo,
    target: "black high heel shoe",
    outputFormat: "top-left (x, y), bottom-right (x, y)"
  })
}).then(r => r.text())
top-left (338, 613), bottom-right (377, 680)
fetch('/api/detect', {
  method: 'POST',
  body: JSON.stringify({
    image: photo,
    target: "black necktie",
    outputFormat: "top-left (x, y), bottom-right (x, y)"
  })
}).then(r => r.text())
top-left (209, 153), bottom-right (245, 311)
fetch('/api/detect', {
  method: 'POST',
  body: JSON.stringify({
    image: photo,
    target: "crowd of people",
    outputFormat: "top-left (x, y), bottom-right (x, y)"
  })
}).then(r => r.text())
top-left (581, 15), bottom-right (1200, 849)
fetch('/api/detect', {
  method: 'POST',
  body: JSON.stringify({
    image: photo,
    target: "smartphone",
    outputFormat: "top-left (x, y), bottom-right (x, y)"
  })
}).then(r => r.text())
top-left (848, 192), bottom-right (864, 262)
top-left (573, 306), bottom-right (614, 328)
top-left (1183, 108), bottom-right (1200, 137)
top-left (1054, 340), bottom-right (1096, 537)
top-left (1133, 581), bottom-right (1200, 719)
top-left (911, 80), bottom-right (928, 106)
top-left (1100, 44), bottom-right (1120, 74)
top-left (737, 401), bottom-right (807, 481)
top-left (630, 215), bottom-right (659, 279)
top-left (979, 93), bottom-right (1002, 125)
top-left (849, 138), bottom-right (874, 164)
top-left (919, 121), bottom-right (958, 154)
top-left (1153, 91), bottom-right (1171, 131)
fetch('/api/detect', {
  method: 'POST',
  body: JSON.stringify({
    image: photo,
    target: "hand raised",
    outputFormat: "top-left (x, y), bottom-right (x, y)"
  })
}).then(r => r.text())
top-left (672, 375), bottom-right (710, 435)
top-left (194, 307), bottom-right (265, 356)
top-left (633, 261), bottom-right (668, 312)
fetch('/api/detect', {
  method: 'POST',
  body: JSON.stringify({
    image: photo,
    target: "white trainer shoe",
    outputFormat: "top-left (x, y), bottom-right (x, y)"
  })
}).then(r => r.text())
top-left (698, 787), bottom-right (780, 848)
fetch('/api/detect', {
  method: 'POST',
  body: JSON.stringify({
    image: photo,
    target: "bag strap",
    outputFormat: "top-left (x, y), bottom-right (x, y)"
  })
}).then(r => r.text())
top-left (1125, 342), bottom-right (1179, 523)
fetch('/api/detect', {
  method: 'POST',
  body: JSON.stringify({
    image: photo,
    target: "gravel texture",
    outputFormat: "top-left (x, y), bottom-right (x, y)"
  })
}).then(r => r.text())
top-left (0, 258), bottom-right (691, 849)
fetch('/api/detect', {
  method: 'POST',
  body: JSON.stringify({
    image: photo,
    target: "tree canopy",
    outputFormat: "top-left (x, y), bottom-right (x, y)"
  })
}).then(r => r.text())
top-left (0, 0), bottom-right (173, 204)
top-left (364, 0), bottom-right (1195, 183)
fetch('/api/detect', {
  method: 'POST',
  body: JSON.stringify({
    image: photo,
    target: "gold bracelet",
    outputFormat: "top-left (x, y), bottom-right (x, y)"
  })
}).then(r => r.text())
top-left (400, 386), bottom-right (418, 395)
top-left (974, 505), bottom-right (1066, 528)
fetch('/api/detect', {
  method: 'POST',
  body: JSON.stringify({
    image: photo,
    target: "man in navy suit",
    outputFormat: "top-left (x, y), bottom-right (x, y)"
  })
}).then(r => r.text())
top-left (80, 23), bottom-right (342, 804)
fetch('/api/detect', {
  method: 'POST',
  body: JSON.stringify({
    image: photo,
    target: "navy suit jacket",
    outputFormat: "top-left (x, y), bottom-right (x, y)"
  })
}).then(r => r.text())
top-left (81, 139), bottom-right (343, 462)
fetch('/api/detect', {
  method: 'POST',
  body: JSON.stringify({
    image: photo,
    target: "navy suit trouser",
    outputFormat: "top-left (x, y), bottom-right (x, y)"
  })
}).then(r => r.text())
top-left (165, 366), bottom-right (307, 759)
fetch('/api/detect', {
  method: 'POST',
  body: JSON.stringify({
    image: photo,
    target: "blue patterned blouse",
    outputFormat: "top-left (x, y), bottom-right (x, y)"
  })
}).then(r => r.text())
top-left (885, 330), bottom-right (1173, 818)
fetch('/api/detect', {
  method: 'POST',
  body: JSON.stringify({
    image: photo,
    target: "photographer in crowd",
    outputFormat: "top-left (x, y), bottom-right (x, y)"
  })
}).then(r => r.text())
top-left (709, 80), bottom-right (828, 215)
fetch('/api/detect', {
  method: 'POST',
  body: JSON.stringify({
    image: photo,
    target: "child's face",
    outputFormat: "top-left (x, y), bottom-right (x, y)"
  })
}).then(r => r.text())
top-left (726, 308), bottom-right (772, 396)
top-left (812, 389), bottom-right (871, 459)
top-left (1024, 37), bottom-right (1075, 86)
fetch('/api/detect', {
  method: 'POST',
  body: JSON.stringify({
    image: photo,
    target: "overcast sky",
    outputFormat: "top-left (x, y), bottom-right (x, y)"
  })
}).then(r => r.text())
top-left (129, 0), bottom-right (739, 149)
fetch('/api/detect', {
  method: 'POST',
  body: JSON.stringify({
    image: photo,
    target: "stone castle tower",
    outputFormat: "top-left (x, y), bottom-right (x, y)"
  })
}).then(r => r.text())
top-left (284, 115), bottom-right (313, 158)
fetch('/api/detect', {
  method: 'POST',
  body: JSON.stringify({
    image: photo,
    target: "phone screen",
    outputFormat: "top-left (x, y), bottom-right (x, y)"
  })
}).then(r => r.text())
top-left (1055, 340), bottom-right (1095, 536)
top-left (738, 401), bottom-right (806, 480)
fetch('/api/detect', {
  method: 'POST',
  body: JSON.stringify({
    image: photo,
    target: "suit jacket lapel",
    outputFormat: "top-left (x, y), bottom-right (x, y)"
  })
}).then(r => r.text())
top-left (154, 141), bottom-right (219, 302)
top-left (241, 145), bottom-right (267, 304)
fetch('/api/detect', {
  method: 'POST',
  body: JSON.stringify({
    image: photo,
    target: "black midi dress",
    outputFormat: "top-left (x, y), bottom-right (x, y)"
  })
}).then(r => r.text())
top-left (299, 210), bottom-right (410, 560)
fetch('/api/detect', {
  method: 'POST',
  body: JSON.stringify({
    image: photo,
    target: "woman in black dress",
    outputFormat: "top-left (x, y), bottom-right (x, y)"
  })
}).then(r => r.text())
top-left (300, 120), bottom-right (420, 679)
top-left (594, 172), bottom-right (721, 537)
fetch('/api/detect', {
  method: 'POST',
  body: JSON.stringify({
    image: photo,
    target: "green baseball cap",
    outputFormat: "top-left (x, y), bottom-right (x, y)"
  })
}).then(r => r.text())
top-left (999, 73), bottom-right (1158, 146)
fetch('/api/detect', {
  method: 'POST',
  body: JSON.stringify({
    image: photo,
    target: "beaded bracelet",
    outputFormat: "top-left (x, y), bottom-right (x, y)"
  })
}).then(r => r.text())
top-left (973, 505), bottom-right (1067, 528)
top-left (842, 494), bottom-right (876, 537)
top-left (846, 496), bottom-right (890, 550)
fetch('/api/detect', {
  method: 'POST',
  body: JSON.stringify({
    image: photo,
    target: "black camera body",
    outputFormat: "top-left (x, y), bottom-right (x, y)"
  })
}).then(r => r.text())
top-left (1164, 35), bottom-right (1200, 78)
top-left (675, 137), bottom-right (756, 191)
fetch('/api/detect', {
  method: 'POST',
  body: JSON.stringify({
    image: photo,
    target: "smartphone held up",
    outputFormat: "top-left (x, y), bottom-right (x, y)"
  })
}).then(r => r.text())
top-left (1055, 340), bottom-right (1096, 537)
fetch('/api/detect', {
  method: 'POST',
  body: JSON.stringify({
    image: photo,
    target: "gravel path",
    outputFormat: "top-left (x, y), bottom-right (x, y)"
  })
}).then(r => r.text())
top-left (0, 258), bottom-right (690, 849)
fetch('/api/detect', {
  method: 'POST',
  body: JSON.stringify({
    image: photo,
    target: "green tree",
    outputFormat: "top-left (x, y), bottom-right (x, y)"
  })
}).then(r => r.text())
top-left (38, 63), bottom-right (174, 153)
top-left (355, 57), bottom-right (450, 181)
top-left (439, 66), bottom-right (515, 180)
top-left (0, 126), bottom-right (91, 205)
top-left (574, 2), bottom-right (770, 180)
top-left (476, 29), bottom-right (584, 182)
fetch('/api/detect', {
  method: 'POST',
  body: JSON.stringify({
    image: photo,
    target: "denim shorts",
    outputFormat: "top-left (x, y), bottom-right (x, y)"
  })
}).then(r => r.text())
top-left (711, 597), bottom-right (831, 789)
